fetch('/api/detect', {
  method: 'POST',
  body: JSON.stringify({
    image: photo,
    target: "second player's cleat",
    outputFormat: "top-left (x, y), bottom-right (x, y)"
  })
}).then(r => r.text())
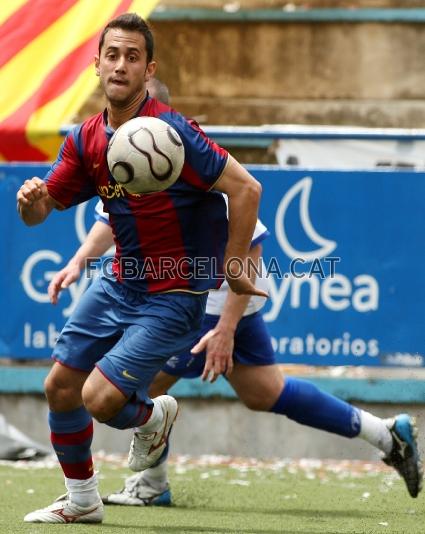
top-left (128, 395), bottom-right (178, 472)
top-left (382, 414), bottom-right (423, 498)
top-left (102, 473), bottom-right (172, 506)
top-left (24, 496), bottom-right (104, 523)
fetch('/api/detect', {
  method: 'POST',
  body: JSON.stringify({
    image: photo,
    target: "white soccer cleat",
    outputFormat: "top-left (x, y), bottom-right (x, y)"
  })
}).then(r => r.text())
top-left (128, 395), bottom-right (178, 472)
top-left (24, 496), bottom-right (104, 523)
top-left (102, 473), bottom-right (172, 506)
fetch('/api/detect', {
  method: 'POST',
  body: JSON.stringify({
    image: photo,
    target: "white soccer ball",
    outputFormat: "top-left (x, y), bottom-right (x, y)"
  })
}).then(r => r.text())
top-left (107, 116), bottom-right (185, 194)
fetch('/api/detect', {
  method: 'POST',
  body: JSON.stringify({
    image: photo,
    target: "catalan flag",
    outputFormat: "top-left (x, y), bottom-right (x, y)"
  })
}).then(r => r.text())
top-left (0, 0), bottom-right (160, 162)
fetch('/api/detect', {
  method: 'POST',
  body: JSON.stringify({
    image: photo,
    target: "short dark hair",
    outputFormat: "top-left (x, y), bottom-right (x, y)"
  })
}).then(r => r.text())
top-left (98, 13), bottom-right (154, 63)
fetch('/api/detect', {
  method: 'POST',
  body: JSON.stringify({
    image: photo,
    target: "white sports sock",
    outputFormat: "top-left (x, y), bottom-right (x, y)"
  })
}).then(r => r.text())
top-left (65, 473), bottom-right (100, 507)
top-left (137, 398), bottom-right (163, 432)
top-left (358, 410), bottom-right (393, 455)
top-left (142, 460), bottom-right (168, 490)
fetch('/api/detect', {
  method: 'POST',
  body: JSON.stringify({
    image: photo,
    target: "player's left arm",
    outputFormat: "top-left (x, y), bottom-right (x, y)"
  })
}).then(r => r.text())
top-left (192, 242), bottom-right (263, 383)
top-left (213, 155), bottom-right (267, 298)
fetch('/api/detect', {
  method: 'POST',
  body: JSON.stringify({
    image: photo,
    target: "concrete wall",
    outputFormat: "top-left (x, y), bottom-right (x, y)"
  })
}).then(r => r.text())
top-left (153, 20), bottom-right (425, 127)
top-left (2, 394), bottom-right (424, 461)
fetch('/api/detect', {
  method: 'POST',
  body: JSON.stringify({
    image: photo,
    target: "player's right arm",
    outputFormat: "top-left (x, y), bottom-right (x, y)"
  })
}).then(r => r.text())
top-left (214, 156), bottom-right (265, 297)
top-left (18, 125), bottom-right (97, 227)
top-left (16, 177), bottom-right (61, 226)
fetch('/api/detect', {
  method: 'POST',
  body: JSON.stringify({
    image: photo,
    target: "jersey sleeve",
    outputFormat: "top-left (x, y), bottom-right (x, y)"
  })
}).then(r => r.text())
top-left (164, 113), bottom-right (229, 191)
top-left (251, 218), bottom-right (270, 248)
top-left (94, 199), bottom-right (110, 225)
top-left (44, 125), bottom-right (97, 208)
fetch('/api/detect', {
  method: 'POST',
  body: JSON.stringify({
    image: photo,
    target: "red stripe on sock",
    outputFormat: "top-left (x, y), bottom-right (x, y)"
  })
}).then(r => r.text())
top-left (51, 421), bottom-right (93, 446)
top-left (130, 402), bottom-right (153, 427)
top-left (59, 458), bottom-right (94, 480)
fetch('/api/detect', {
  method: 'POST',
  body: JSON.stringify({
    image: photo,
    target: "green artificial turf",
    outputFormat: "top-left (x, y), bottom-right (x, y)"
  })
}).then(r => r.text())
top-left (0, 459), bottom-right (423, 533)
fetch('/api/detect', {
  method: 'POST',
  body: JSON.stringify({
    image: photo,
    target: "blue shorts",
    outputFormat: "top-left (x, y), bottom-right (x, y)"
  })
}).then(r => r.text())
top-left (53, 275), bottom-right (207, 400)
top-left (163, 311), bottom-right (276, 378)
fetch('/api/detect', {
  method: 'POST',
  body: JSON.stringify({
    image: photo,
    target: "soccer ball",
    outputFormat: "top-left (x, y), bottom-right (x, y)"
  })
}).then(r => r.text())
top-left (107, 116), bottom-right (185, 194)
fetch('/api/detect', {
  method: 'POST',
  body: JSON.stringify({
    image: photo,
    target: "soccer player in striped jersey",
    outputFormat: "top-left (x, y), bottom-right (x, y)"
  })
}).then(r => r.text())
top-left (16, 13), bottom-right (265, 524)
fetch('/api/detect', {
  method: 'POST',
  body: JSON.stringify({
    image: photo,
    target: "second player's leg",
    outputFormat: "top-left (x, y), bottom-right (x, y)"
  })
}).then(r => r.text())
top-left (229, 361), bottom-right (362, 437)
top-left (148, 371), bottom-right (180, 398)
top-left (229, 360), bottom-right (422, 498)
top-left (228, 363), bottom-right (283, 411)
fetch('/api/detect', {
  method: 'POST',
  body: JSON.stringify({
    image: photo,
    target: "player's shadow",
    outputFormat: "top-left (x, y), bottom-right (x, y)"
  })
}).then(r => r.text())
top-left (104, 525), bottom-right (338, 534)
top-left (175, 504), bottom-right (374, 519)
top-left (101, 507), bottom-right (377, 533)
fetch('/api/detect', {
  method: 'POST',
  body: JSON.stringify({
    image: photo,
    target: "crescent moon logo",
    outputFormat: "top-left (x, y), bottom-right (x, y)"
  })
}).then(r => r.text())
top-left (275, 177), bottom-right (336, 261)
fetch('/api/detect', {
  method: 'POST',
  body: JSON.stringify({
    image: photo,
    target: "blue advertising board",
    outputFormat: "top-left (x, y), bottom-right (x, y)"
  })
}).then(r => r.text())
top-left (1, 164), bottom-right (424, 367)
top-left (254, 167), bottom-right (425, 367)
top-left (1, 164), bottom-right (98, 360)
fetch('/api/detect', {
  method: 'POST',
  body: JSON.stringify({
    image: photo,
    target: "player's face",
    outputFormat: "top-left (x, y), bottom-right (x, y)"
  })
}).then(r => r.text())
top-left (95, 29), bottom-right (156, 106)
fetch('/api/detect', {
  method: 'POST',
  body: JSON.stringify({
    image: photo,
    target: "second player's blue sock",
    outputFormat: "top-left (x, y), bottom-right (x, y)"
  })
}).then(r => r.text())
top-left (271, 377), bottom-right (360, 438)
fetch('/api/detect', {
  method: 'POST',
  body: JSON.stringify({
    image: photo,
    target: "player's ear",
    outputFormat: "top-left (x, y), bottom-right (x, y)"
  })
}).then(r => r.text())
top-left (94, 55), bottom-right (100, 76)
top-left (145, 61), bottom-right (156, 82)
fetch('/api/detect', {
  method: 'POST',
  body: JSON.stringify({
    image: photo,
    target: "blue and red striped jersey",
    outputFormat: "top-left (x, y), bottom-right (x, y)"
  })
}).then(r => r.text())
top-left (44, 95), bottom-right (229, 293)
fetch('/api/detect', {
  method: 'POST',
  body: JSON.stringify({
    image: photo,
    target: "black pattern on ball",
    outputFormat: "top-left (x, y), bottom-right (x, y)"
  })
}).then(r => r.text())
top-left (129, 129), bottom-right (173, 182)
top-left (166, 127), bottom-right (183, 147)
top-left (111, 161), bottom-right (135, 184)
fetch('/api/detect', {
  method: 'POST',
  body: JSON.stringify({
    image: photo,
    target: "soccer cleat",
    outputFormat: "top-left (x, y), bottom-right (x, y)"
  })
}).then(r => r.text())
top-left (24, 496), bottom-right (104, 523)
top-left (128, 395), bottom-right (178, 472)
top-left (382, 414), bottom-right (423, 498)
top-left (102, 473), bottom-right (172, 506)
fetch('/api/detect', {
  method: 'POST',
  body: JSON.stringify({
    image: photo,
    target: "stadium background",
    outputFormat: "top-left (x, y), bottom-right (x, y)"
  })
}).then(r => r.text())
top-left (1, 0), bottom-right (425, 463)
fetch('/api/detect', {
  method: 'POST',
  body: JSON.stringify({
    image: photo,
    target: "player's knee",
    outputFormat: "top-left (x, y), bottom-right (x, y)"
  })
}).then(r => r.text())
top-left (242, 395), bottom-right (270, 412)
top-left (44, 373), bottom-right (79, 410)
top-left (81, 382), bottom-right (119, 422)
top-left (240, 386), bottom-right (281, 411)
top-left (44, 374), bottom-right (59, 405)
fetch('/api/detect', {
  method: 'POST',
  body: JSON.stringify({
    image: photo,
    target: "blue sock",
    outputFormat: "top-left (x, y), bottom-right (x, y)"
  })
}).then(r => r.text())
top-left (271, 377), bottom-right (360, 438)
top-left (105, 397), bottom-right (153, 430)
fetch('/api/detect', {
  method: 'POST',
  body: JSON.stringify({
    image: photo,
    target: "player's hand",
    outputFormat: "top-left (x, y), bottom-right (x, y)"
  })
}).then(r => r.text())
top-left (191, 327), bottom-right (234, 383)
top-left (224, 258), bottom-right (268, 297)
top-left (16, 177), bottom-right (48, 209)
top-left (224, 260), bottom-right (268, 297)
top-left (226, 273), bottom-right (268, 297)
top-left (48, 263), bottom-right (81, 305)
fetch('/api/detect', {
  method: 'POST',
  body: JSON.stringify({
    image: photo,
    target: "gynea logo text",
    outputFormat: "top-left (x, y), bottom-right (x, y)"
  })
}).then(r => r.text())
top-left (264, 177), bottom-right (379, 321)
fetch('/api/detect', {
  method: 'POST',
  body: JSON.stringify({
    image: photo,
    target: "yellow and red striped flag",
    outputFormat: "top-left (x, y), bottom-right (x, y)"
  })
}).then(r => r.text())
top-left (0, 0), bottom-right (160, 161)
